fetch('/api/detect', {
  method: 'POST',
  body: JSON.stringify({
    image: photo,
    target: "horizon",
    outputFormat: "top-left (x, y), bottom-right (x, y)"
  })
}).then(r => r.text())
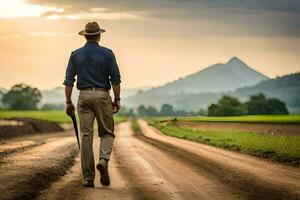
top-left (0, 56), bottom-right (298, 91)
top-left (0, 1), bottom-right (300, 90)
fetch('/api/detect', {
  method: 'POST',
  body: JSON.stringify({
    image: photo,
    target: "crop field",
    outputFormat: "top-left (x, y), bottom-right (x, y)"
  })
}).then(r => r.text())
top-left (149, 119), bottom-right (300, 166)
top-left (153, 115), bottom-right (300, 124)
top-left (0, 110), bottom-right (127, 124)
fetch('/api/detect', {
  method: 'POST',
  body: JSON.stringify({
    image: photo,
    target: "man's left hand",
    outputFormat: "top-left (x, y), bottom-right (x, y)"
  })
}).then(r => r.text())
top-left (113, 100), bottom-right (121, 114)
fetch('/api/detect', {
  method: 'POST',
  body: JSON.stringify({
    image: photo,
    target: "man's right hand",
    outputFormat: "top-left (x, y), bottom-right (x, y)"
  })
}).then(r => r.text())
top-left (66, 102), bottom-right (75, 116)
top-left (112, 100), bottom-right (121, 114)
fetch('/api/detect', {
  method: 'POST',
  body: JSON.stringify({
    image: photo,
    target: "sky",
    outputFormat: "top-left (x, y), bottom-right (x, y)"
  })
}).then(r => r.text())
top-left (0, 0), bottom-right (299, 90)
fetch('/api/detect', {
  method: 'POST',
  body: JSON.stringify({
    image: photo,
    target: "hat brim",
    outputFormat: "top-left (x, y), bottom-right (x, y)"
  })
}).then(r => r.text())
top-left (78, 29), bottom-right (106, 35)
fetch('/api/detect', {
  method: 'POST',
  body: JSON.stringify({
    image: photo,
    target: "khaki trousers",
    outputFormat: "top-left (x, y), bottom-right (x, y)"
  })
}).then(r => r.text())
top-left (77, 90), bottom-right (115, 181)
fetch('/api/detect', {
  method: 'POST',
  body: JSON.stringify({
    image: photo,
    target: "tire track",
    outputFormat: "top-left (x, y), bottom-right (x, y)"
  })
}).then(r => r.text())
top-left (114, 122), bottom-right (240, 200)
top-left (136, 119), bottom-right (300, 200)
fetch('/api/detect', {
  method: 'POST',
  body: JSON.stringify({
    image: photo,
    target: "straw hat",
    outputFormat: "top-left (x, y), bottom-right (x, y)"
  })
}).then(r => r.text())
top-left (79, 22), bottom-right (105, 35)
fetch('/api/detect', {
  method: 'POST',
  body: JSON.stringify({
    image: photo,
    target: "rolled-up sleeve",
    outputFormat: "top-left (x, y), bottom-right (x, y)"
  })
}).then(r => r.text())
top-left (108, 50), bottom-right (121, 85)
top-left (63, 52), bottom-right (77, 87)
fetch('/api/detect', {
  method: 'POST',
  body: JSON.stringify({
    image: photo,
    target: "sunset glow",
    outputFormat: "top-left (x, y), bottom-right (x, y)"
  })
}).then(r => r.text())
top-left (0, 0), bottom-right (62, 18)
top-left (0, 1), bottom-right (299, 90)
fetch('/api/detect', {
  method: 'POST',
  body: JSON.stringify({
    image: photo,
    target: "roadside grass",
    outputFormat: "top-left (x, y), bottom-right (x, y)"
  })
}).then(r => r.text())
top-left (150, 120), bottom-right (300, 167)
top-left (131, 117), bottom-right (141, 134)
top-left (153, 115), bottom-right (300, 124)
top-left (114, 115), bottom-right (127, 124)
top-left (0, 110), bottom-right (71, 123)
top-left (0, 110), bottom-right (127, 124)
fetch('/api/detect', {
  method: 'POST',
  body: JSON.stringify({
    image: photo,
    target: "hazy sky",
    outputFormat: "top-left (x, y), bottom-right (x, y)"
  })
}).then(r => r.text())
top-left (0, 0), bottom-right (300, 89)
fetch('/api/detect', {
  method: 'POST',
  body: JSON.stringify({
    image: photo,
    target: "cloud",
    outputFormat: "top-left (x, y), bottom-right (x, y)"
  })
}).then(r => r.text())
top-left (44, 8), bottom-right (145, 20)
top-left (2, 0), bottom-right (300, 37)
top-left (0, 0), bottom-right (63, 18)
top-left (27, 0), bottom-right (300, 14)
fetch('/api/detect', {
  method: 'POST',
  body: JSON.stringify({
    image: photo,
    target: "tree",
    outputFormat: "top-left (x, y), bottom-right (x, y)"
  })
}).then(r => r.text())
top-left (147, 106), bottom-right (159, 116)
top-left (2, 84), bottom-right (42, 110)
top-left (267, 98), bottom-right (289, 114)
top-left (208, 104), bottom-right (218, 116)
top-left (137, 105), bottom-right (148, 116)
top-left (41, 103), bottom-right (64, 110)
top-left (118, 106), bottom-right (134, 116)
top-left (137, 105), bottom-right (159, 116)
top-left (245, 93), bottom-right (289, 115)
top-left (160, 104), bottom-right (174, 116)
top-left (208, 95), bottom-right (246, 116)
top-left (245, 93), bottom-right (269, 115)
top-left (197, 108), bottom-right (207, 116)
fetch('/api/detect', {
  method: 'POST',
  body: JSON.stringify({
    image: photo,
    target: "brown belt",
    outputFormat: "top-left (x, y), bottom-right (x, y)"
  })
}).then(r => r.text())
top-left (80, 87), bottom-right (108, 92)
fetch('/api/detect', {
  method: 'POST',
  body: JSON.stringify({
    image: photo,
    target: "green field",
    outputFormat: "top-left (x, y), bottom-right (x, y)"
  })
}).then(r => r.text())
top-left (153, 115), bottom-right (300, 124)
top-left (0, 110), bottom-right (127, 124)
top-left (149, 120), bottom-right (300, 166)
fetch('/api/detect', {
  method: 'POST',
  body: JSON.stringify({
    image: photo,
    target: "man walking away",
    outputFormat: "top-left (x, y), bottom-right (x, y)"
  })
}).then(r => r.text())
top-left (63, 22), bottom-right (121, 187)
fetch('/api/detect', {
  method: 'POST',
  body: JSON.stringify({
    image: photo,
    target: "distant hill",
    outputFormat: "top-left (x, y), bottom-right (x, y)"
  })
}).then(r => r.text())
top-left (143, 57), bottom-right (269, 95)
top-left (0, 88), bottom-right (7, 94)
top-left (41, 87), bottom-right (79, 105)
top-left (125, 57), bottom-right (269, 108)
top-left (234, 72), bottom-right (300, 113)
top-left (125, 72), bottom-right (300, 114)
top-left (0, 88), bottom-right (6, 108)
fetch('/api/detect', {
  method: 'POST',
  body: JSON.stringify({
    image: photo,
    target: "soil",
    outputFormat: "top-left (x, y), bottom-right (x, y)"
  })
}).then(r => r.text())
top-left (32, 121), bottom-right (300, 200)
top-left (0, 131), bottom-right (78, 200)
top-left (0, 118), bottom-right (64, 139)
top-left (173, 120), bottom-right (300, 136)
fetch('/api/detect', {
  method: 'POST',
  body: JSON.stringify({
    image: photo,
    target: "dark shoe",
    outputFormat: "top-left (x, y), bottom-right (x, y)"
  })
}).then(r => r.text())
top-left (83, 180), bottom-right (94, 187)
top-left (97, 159), bottom-right (110, 186)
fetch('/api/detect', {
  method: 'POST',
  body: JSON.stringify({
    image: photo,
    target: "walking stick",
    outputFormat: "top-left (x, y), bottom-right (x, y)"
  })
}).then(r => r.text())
top-left (70, 113), bottom-right (80, 150)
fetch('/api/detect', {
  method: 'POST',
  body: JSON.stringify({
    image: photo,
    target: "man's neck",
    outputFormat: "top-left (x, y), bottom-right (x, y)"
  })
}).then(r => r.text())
top-left (86, 40), bottom-right (98, 43)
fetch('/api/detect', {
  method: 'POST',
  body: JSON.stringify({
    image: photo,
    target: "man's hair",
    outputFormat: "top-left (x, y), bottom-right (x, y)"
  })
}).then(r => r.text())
top-left (84, 34), bottom-right (100, 41)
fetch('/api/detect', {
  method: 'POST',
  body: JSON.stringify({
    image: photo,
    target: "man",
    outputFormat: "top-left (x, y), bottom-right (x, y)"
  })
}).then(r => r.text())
top-left (63, 22), bottom-right (121, 187)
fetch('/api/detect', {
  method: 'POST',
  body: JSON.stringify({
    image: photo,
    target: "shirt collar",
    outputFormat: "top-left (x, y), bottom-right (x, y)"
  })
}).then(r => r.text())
top-left (85, 41), bottom-right (99, 46)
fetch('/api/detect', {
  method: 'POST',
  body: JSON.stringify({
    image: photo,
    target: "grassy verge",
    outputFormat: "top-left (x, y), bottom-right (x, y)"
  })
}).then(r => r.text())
top-left (0, 110), bottom-right (72, 123)
top-left (0, 110), bottom-right (127, 124)
top-left (114, 115), bottom-right (127, 124)
top-left (150, 120), bottom-right (300, 167)
top-left (131, 117), bottom-right (141, 134)
top-left (153, 115), bottom-right (300, 124)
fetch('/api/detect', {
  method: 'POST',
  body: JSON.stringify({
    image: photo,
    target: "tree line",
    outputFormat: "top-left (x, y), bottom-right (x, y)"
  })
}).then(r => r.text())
top-left (0, 84), bottom-right (289, 116)
top-left (133, 104), bottom-right (206, 117)
top-left (208, 93), bottom-right (289, 116)
top-left (130, 93), bottom-right (289, 117)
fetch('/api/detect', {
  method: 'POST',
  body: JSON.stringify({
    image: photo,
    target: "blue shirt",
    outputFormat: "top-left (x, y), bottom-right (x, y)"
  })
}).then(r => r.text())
top-left (63, 42), bottom-right (121, 90)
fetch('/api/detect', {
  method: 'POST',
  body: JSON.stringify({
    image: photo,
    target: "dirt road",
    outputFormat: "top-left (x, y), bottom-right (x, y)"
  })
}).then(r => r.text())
top-left (32, 120), bottom-right (300, 200)
top-left (0, 131), bottom-right (78, 200)
top-left (0, 121), bottom-right (300, 200)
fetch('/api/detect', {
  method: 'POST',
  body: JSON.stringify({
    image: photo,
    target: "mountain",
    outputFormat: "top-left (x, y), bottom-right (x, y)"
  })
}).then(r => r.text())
top-left (125, 57), bottom-right (269, 108)
top-left (143, 57), bottom-right (269, 95)
top-left (125, 72), bottom-right (300, 113)
top-left (0, 88), bottom-right (7, 94)
top-left (0, 88), bottom-right (6, 107)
